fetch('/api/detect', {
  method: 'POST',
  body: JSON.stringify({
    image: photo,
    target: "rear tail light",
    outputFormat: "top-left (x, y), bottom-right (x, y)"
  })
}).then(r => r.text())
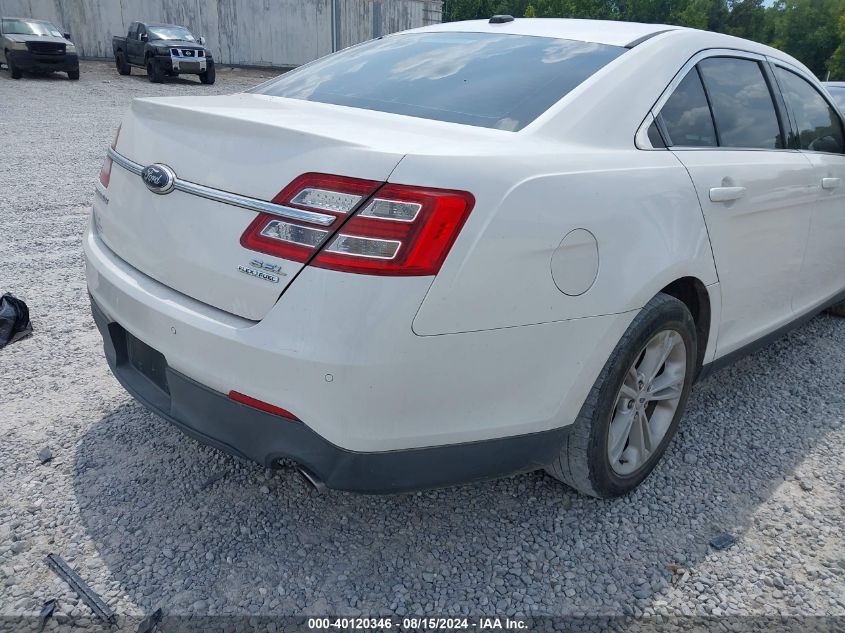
top-left (313, 184), bottom-right (474, 276)
top-left (228, 390), bottom-right (300, 421)
top-left (98, 125), bottom-right (120, 188)
top-left (240, 173), bottom-right (380, 263)
top-left (240, 175), bottom-right (474, 276)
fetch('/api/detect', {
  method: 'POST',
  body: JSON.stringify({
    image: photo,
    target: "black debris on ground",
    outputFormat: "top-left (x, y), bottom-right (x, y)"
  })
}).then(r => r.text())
top-left (0, 293), bottom-right (32, 349)
top-left (37, 598), bottom-right (56, 633)
top-left (44, 553), bottom-right (115, 623)
top-left (136, 607), bottom-right (163, 633)
top-left (709, 532), bottom-right (737, 551)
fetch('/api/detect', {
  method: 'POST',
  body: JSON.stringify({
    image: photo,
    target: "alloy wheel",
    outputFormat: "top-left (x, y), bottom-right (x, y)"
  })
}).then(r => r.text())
top-left (607, 329), bottom-right (687, 476)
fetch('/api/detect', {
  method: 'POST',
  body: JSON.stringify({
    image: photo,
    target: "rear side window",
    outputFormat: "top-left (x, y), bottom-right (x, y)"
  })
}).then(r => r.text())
top-left (776, 69), bottom-right (844, 154)
top-left (657, 69), bottom-right (717, 147)
top-left (251, 32), bottom-right (626, 131)
top-left (697, 57), bottom-right (783, 149)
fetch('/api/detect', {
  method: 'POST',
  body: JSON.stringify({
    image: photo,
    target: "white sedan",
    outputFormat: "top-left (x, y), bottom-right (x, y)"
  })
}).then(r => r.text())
top-left (84, 17), bottom-right (845, 496)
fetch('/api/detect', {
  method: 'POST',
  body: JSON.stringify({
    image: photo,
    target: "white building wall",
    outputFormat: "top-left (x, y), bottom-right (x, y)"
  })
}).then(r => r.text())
top-left (0, 0), bottom-right (442, 66)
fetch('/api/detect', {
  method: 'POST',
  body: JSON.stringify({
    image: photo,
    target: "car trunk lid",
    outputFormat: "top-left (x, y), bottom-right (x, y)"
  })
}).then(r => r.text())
top-left (97, 94), bottom-right (409, 320)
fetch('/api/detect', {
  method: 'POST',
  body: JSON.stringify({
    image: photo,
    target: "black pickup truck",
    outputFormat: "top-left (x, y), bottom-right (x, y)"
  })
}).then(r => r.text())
top-left (112, 22), bottom-right (214, 84)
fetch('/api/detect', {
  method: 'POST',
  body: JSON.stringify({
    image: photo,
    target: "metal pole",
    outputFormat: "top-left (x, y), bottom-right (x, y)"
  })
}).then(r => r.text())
top-left (331, 0), bottom-right (338, 52)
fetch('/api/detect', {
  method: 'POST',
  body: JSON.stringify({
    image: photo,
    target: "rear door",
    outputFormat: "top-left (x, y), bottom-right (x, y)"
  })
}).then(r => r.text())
top-left (654, 52), bottom-right (816, 356)
top-left (773, 64), bottom-right (845, 309)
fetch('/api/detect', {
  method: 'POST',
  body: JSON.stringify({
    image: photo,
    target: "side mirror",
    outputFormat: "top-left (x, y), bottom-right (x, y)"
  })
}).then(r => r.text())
top-left (809, 135), bottom-right (842, 154)
top-left (197, 36), bottom-right (206, 45)
top-left (140, 33), bottom-right (148, 42)
top-left (63, 32), bottom-right (71, 40)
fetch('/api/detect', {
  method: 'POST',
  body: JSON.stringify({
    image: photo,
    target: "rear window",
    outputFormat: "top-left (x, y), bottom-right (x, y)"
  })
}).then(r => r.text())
top-left (251, 32), bottom-right (626, 131)
top-left (697, 57), bottom-right (783, 150)
top-left (657, 68), bottom-right (717, 147)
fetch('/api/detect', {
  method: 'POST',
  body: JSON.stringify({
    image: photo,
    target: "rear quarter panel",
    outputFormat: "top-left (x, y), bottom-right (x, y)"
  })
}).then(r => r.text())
top-left (395, 148), bottom-right (717, 335)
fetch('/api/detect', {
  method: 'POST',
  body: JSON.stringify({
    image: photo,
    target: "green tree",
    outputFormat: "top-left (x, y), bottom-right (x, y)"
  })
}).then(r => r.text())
top-left (443, 0), bottom-right (845, 78)
top-left (527, 0), bottom-right (618, 19)
top-left (444, 0), bottom-right (535, 20)
top-left (828, 12), bottom-right (845, 79)
top-left (771, 0), bottom-right (844, 77)
top-left (669, 0), bottom-right (730, 31)
top-left (725, 0), bottom-right (768, 41)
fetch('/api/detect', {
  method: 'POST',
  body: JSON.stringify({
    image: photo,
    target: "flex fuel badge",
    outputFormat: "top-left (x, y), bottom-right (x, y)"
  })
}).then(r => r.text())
top-left (237, 259), bottom-right (286, 284)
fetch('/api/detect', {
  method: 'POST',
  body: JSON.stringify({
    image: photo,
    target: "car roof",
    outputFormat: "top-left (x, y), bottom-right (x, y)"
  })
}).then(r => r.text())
top-left (412, 18), bottom-right (807, 70)
top-left (143, 23), bottom-right (187, 29)
top-left (410, 18), bottom-right (685, 48)
top-left (1, 17), bottom-right (53, 22)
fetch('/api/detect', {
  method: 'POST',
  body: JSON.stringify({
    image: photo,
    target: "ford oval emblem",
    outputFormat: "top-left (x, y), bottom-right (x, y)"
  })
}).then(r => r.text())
top-left (141, 163), bottom-right (176, 195)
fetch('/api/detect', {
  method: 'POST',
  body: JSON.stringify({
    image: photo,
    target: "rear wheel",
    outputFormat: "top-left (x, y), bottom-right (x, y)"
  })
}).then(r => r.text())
top-left (67, 69), bottom-right (79, 80)
top-left (546, 293), bottom-right (698, 498)
top-left (199, 60), bottom-right (215, 85)
top-left (115, 52), bottom-right (130, 75)
top-left (146, 58), bottom-right (164, 83)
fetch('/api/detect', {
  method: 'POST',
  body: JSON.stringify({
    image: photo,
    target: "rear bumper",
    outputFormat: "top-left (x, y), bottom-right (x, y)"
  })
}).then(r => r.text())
top-left (8, 50), bottom-right (78, 72)
top-left (84, 209), bottom-right (633, 484)
top-left (91, 296), bottom-right (567, 492)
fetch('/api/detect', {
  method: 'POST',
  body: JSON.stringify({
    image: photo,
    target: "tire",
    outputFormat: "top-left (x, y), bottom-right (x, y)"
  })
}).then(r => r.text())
top-left (67, 69), bottom-right (80, 80)
top-left (8, 55), bottom-right (22, 79)
top-left (827, 301), bottom-right (845, 317)
top-left (546, 293), bottom-right (698, 498)
top-left (115, 52), bottom-right (130, 75)
top-left (146, 58), bottom-right (164, 83)
top-left (199, 60), bottom-right (215, 85)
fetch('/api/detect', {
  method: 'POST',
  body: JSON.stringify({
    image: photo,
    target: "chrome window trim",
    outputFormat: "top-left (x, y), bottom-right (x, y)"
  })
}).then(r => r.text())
top-left (107, 147), bottom-right (337, 227)
top-left (634, 112), bottom-right (662, 150)
top-left (636, 48), bottom-right (797, 153)
top-left (768, 59), bottom-right (845, 158)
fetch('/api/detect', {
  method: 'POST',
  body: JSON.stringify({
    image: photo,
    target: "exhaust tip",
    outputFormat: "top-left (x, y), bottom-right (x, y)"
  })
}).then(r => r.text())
top-left (296, 466), bottom-right (327, 493)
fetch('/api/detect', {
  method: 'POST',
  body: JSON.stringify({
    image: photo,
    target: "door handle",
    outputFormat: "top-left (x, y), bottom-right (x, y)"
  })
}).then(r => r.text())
top-left (822, 177), bottom-right (841, 190)
top-left (709, 186), bottom-right (746, 203)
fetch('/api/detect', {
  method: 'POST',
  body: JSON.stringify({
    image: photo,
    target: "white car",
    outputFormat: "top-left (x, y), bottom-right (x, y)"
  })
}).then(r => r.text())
top-left (84, 17), bottom-right (845, 497)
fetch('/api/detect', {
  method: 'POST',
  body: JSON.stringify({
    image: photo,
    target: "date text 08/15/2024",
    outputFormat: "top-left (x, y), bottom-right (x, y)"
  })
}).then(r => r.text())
top-left (307, 618), bottom-right (528, 630)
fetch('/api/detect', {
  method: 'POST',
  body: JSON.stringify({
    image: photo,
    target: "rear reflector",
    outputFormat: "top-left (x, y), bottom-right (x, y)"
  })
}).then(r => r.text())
top-left (228, 390), bottom-right (300, 421)
top-left (98, 125), bottom-right (121, 188)
top-left (240, 176), bottom-right (474, 276)
top-left (240, 173), bottom-right (380, 263)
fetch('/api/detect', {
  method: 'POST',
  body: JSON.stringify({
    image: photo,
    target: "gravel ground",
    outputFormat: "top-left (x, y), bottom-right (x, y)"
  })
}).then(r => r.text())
top-left (1, 61), bottom-right (844, 631)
